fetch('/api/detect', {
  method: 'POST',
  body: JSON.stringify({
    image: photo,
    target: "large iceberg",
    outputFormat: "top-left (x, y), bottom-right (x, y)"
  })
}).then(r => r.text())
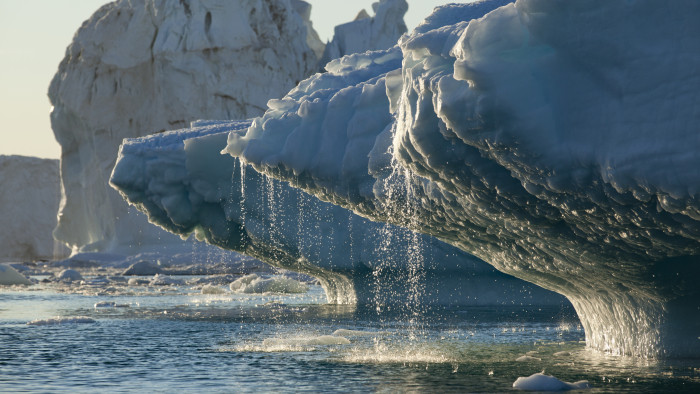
top-left (0, 155), bottom-right (68, 262)
top-left (49, 0), bottom-right (323, 254)
top-left (318, 0), bottom-right (408, 68)
top-left (221, 0), bottom-right (700, 358)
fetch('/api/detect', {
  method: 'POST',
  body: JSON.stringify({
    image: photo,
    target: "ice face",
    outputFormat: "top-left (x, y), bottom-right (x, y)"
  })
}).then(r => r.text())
top-left (0, 155), bottom-right (68, 262)
top-left (224, 0), bottom-right (700, 358)
top-left (111, 118), bottom-right (564, 306)
top-left (318, 0), bottom-right (408, 69)
top-left (49, 0), bottom-right (323, 254)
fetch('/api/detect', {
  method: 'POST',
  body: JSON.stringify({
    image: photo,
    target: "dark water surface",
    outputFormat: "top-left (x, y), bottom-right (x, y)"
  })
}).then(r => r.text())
top-left (1, 279), bottom-right (699, 393)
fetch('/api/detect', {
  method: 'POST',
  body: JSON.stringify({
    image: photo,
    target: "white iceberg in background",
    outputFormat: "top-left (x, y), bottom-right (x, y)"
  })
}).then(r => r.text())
top-left (0, 155), bottom-right (68, 262)
top-left (318, 0), bottom-right (408, 68)
top-left (220, 0), bottom-right (700, 358)
top-left (48, 0), bottom-right (323, 256)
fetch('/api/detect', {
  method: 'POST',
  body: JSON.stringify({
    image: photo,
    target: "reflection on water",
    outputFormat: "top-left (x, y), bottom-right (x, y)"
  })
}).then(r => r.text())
top-left (1, 277), bottom-right (699, 393)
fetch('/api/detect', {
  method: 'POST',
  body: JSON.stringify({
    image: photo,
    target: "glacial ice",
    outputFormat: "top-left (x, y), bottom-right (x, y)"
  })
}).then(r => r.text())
top-left (48, 0), bottom-right (409, 260)
top-left (48, 0), bottom-right (323, 255)
top-left (318, 0), bottom-right (408, 68)
top-left (221, 0), bottom-right (700, 358)
top-left (229, 274), bottom-right (308, 294)
top-left (0, 155), bottom-right (68, 262)
top-left (111, 119), bottom-right (563, 305)
top-left (0, 264), bottom-right (32, 286)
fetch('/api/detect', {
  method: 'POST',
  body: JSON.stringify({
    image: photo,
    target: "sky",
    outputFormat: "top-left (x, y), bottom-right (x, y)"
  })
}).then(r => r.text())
top-left (0, 0), bottom-right (454, 159)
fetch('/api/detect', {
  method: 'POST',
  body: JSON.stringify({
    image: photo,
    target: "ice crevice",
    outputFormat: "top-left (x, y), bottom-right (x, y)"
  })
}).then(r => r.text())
top-left (113, 0), bottom-right (700, 358)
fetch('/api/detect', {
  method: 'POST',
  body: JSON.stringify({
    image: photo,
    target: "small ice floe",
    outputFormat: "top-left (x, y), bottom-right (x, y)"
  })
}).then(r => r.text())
top-left (516, 355), bottom-right (542, 362)
top-left (56, 269), bottom-right (83, 282)
top-left (333, 329), bottom-right (388, 337)
top-left (201, 285), bottom-right (226, 294)
top-left (27, 316), bottom-right (96, 326)
top-left (513, 372), bottom-right (591, 391)
top-left (229, 274), bottom-right (308, 294)
top-left (127, 277), bottom-right (150, 286)
top-left (553, 351), bottom-right (571, 357)
top-left (263, 335), bottom-right (351, 347)
top-left (121, 261), bottom-right (162, 276)
top-left (94, 301), bottom-right (129, 308)
top-left (149, 274), bottom-right (182, 286)
top-left (0, 263), bottom-right (32, 285)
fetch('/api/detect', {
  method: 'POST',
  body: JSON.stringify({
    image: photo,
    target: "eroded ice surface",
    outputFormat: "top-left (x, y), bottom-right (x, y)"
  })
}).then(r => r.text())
top-left (111, 118), bottom-right (562, 306)
top-left (222, 0), bottom-right (700, 358)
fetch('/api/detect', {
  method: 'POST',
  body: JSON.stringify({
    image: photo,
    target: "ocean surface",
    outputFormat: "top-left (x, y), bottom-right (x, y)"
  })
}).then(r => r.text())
top-left (1, 274), bottom-right (699, 393)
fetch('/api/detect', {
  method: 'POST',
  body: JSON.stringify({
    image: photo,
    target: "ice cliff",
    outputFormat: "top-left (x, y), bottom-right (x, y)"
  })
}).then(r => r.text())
top-left (0, 156), bottom-right (67, 262)
top-left (220, 0), bottom-right (700, 358)
top-left (48, 0), bottom-right (323, 254)
top-left (318, 0), bottom-right (408, 68)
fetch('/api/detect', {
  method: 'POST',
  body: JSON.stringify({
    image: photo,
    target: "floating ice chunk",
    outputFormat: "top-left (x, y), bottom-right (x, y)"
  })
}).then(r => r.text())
top-left (27, 316), bottom-right (96, 326)
top-left (333, 329), bottom-right (388, 337)
top-left (229, 274), bottom-right (259, 292)
top-left (127, 277), bottom-right (149, 286)
top-left (263, 335), bottom-right (351, 347)
top-left (553, 351), bottom-right (571, 357)
top-left (513, 373), bottom-right (591, 391)
top-left (56, 269), bottom-right (83, 282)
top-left (122, 261), bottom-right (162, 276)
top-left (201, 285), bottom-right (226, 295)
top-left (229, 274), bottom-right (308, 294)
top-left (149, 274), bottom-right (182, 286)
top-left (0, 264), bottom-right (32, 286)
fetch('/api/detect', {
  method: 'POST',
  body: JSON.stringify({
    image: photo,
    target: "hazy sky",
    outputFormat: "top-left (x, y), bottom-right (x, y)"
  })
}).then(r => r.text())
top-left (0, 0), bottom-right (453, 159)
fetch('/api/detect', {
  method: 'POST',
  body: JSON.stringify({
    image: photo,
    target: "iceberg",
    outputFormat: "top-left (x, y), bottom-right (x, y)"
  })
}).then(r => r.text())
top-left (111, 117), bottom-right (563, 305)
top-left (0, 155), bottom-right (68, 262)
top-left (318, 0), bottom-right (408, 68)
top-left (221, 0), bottom-right (700, 358)
top-left (49, 0), bottom-right (323, 255)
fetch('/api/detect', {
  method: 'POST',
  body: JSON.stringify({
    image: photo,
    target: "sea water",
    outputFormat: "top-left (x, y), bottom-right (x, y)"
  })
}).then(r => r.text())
top-left (1, 275), bottom-right (699, 393)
